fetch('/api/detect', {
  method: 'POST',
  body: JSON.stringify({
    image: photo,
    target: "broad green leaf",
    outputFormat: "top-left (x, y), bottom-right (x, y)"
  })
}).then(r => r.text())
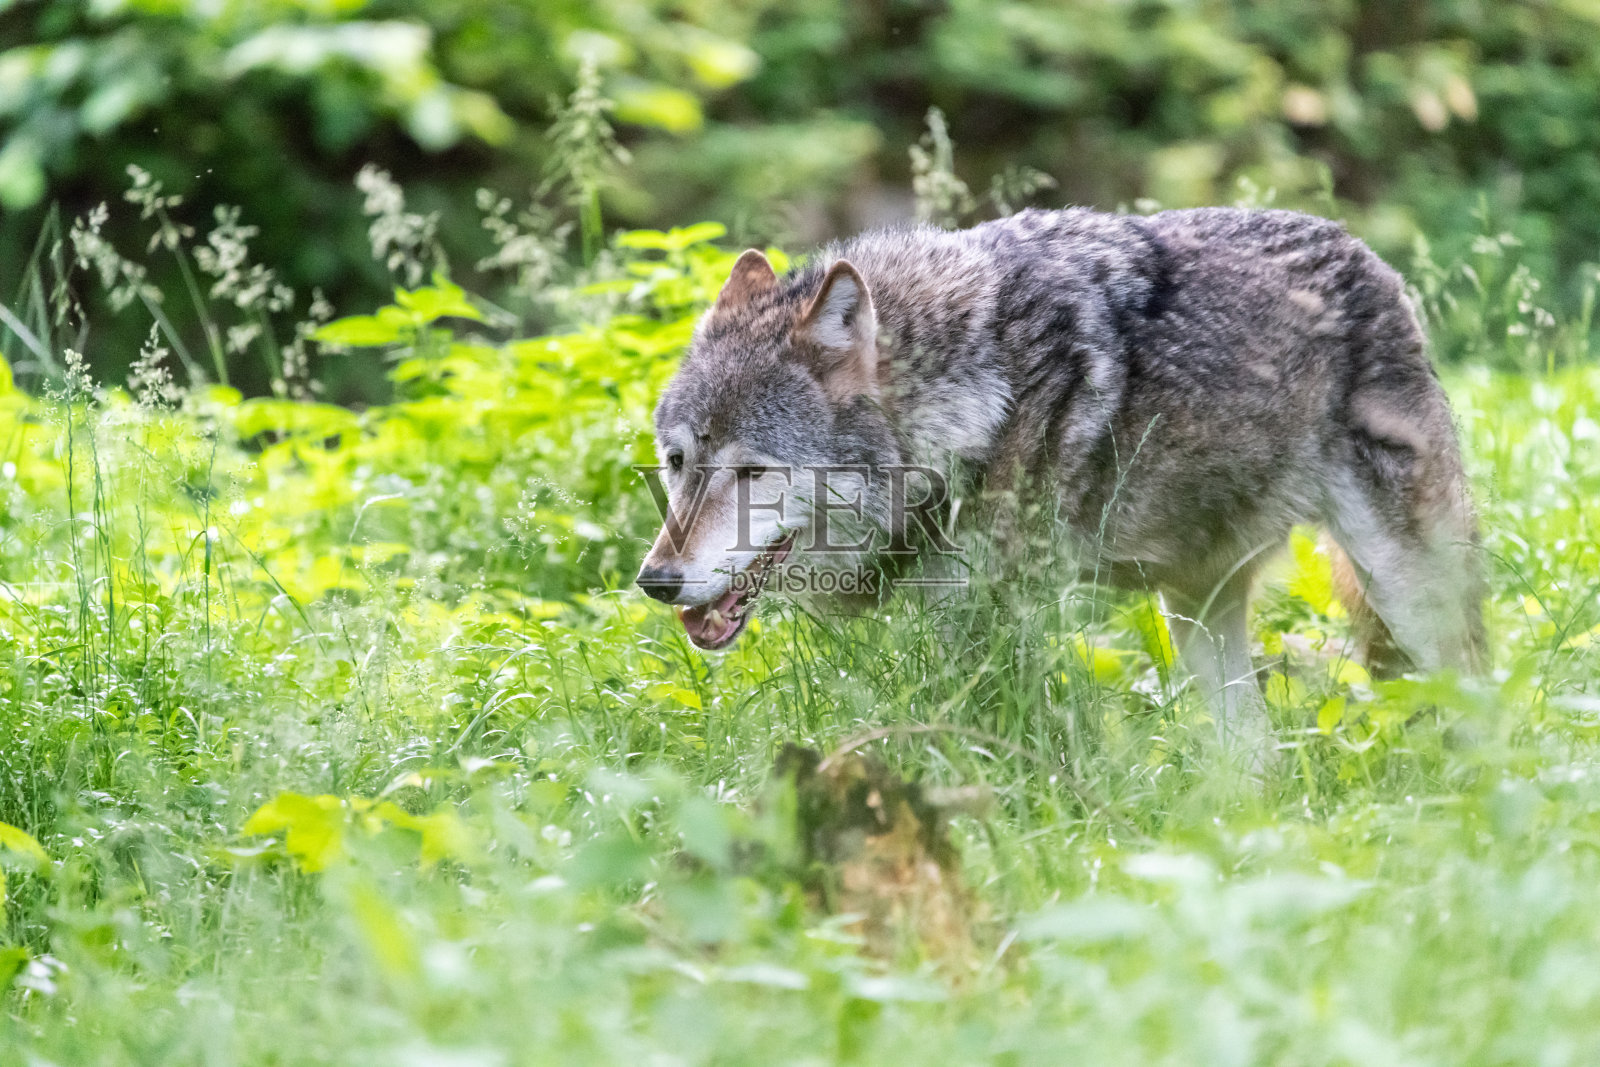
top-left (685, 37), bottom-right (759, 89)
top-left (235, 398), bottom-right (361, 439)
top-left (1265, 671), bottom-right (1309, 709)
top-left (1288, 527), bottom-right (1337, 615)
top-left (845, 973), bottom-right (948, 1003)
top-left (614, 84), bottom-right (702, 134)
top-left (372, 802), bottom-right (478, 866)
top-left (244, 793), bottom-right (347, 872)
top-left (648, 682), bottom-right (702, 709)
top-left (616, 222), bottom-right (728, 252)
top-left (348, 880), bottom-right (419, 979)
top-left (718, 963), bottom-right (809, 990)
top-left (0, 821), bottom-right (48, 867)
top-left (1019, 899), bottom-right (1151, 945)
top-left (394, 279), bottom-right (482, 323)
top-left (613, 228), bottom-right (674, 251)
top-left (567, 833), bottom-right (653, 888)
top-left (1328, 658), bottom-right (1371, 686)
top-left (1317, 695), bottom-right (1348, 734)
top-left (454, 88), bottom-right (514, 145)
top-left (0, 136), bottom-right (45, 209)
top-left (1066, 633), bottom-right (1133, 685)
top-left (524, 780), bottom-right (570, 814)
top-left (314, 310), bottom-right (410, 347)
top-left (0, 946), bottom-right (26, 989)
top-left (1229, 872), bottom-right (1369, 922)
top-left (676, 796), bottom-right (733, 869)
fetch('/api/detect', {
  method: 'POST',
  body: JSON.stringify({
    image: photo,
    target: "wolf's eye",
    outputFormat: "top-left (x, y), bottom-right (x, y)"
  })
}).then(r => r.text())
top-left (667, 450), bottom-right (684, 473)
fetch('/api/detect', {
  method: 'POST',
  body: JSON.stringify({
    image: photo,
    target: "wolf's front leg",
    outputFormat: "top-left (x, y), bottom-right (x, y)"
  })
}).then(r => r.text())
top-left (1164, 573), bottom-right (1276, 769)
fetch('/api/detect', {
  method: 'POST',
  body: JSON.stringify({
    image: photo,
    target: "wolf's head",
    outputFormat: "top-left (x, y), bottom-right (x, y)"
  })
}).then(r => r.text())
top-left (637, 249), bottom-right (902, 650)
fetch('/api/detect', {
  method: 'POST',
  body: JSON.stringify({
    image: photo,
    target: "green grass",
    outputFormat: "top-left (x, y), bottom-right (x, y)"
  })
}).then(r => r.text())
top-left (0, 232), bottom-right (1597, 1065)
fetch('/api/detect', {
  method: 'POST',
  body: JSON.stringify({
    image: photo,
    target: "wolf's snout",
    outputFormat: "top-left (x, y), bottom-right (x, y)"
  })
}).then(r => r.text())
top-left (636, 563), bottom-right (683, 603)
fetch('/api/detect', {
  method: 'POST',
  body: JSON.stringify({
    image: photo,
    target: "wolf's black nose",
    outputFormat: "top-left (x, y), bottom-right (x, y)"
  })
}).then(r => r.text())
top-left (636, 564), bottom-right (683, 603)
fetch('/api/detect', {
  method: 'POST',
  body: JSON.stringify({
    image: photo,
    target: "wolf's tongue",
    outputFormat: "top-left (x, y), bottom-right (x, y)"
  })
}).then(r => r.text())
top-left (677, 534), bottom-right (796, 650)
top-left (678, 587), bottom-right (744, 648)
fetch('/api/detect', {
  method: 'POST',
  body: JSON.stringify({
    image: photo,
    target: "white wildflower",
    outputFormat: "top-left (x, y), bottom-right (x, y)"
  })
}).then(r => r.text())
top-left (70, 203), bottom-right (155, 311)
top-left (128, 324), bottom-right (181, 409)
top-left (357, 164), bottom-right (441, 287)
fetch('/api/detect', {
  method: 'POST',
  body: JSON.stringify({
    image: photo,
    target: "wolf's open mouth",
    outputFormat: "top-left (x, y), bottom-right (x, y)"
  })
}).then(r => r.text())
top-left (678, 533), bottom-right (797, 650)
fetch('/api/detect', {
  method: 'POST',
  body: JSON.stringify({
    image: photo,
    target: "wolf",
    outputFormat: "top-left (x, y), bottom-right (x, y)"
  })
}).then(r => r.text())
top-left (636, 207), bottom-right (1486, 750)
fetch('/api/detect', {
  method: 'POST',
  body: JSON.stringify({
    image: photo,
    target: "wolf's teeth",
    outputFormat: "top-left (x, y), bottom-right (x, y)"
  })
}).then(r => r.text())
top-left (703, 608), bottom-right (724, 630)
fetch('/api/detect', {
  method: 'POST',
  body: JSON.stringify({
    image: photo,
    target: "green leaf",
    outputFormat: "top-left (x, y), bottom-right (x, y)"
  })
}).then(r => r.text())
top-left (845, 973), bottom-right (948, 1003)
top-left (348, 880), bottom-right (419, 979)
top-left (0, 821), bottom-right (48, 867)
top-left (1265, 671), bottom-right (1309, 709)
top-left (0, 137), bottom-right (44, 210)
top-left (235, 398), bottom-right (361, 439)
top-left (1317, 695), bottom-right (1348, 734)
top-left (616, 222), bottom-right (728, 252)
top-left (373, 802), bottom-right (478, 866)
top-left (524, 779), bottom-right (570, 814)
top-left (244, 793), bottom-right (347, 872)
top-left (685, 37), bottom-right (760, 89)
top-left (314, 311), bottom-right (410, 347)
top-left (0, 946), bottom-right (27, 989)
top-left (1288, 527), bottom-right (1337, 615)
top-left (1066, 633), bottom-right (1133, 685)
top-left (719, 962), bottom-right (810, 990)
top-left (676, 796), bottom-right (733, 869)
top-left (648, 682), bottom-right (703, 709)
top-left (614, 84), bottom-right (703, 134)
top-left (567, 833), bottom-right (653, 888)
top-left (453, 88), bottom-right (515, 146)
top-left (1562, 621), bottom-right (1600, 650)
top-left (1019, 899), bottom-right (1150, 945)
top-left (395, 279), bottom-right (483, 324)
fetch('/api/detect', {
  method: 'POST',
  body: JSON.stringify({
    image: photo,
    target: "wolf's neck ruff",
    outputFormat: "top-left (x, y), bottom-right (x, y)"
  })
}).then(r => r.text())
top-left (640, 207), bottom-right (1485, 758)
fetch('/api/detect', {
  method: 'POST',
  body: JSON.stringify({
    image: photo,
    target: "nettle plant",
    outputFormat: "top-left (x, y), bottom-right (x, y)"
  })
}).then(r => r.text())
top-left (15, 186), bottom-right (754, 607)
top-left (0, 64), bottom-right (749, 616)
top-left (301, 220), bottom-right (761, 603)
top-left (0, 187), bottom-right (777, 937)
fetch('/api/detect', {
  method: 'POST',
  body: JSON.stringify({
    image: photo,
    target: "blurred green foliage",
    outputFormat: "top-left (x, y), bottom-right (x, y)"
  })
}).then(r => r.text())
top-left (4, 0), bottom-right (1600, 392)
top-left (0, 0), bottom-right (787, 393)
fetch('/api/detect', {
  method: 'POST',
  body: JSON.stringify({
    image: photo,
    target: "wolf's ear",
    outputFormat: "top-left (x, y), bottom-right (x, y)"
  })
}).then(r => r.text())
top-left (796, 260), bottom-right (879, 400)
top-left (714, 249), bottom-right (778, 312)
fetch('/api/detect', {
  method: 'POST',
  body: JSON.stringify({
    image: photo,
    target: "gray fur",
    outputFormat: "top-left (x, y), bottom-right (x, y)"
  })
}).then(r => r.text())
top-left (641, 207), bottom-right (1486, 751)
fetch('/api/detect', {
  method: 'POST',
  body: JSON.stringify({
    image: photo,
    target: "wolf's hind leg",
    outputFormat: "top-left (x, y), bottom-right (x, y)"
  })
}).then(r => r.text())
top-left (1164, 567), bottom-right (1272, 753)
